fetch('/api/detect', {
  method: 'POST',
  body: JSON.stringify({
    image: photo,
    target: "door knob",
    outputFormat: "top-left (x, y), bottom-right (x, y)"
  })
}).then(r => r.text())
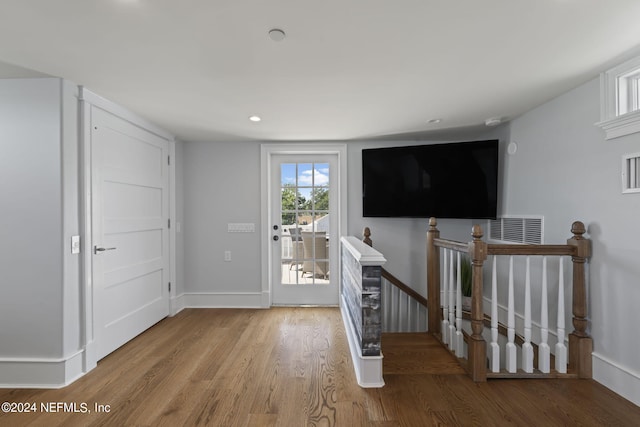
top-left (273, 236), bottom-right (279, 241)
top-left (94, 246), bottom-right (117, 254)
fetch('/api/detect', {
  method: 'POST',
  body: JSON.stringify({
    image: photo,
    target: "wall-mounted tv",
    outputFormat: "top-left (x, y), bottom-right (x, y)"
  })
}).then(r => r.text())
top-left (362, 140), bottom-right (499, 219)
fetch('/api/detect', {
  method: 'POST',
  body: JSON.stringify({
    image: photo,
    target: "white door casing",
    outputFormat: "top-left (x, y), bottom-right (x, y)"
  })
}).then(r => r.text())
top-left (91, 106), bottom-right (170, 360)
top-left (261, 144), bottom-right (348, 307)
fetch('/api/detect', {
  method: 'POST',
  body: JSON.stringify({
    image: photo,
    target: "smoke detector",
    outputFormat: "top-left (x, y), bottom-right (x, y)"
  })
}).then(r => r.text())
top-left (268, 29), bottom-right (286, 42)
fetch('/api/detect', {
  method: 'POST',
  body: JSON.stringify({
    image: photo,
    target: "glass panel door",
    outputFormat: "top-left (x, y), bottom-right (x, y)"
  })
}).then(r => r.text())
top-left (271, 155), bottom-right (338, 305)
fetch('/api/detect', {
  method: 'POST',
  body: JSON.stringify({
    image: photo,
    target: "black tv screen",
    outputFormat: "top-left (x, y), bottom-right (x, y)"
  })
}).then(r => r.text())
top-left (362, 140), bottom-right (499, 219)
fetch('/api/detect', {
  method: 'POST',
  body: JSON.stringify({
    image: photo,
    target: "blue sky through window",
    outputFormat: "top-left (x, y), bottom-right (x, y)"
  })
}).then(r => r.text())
top-left (281, 163), bottom-right (329, 205)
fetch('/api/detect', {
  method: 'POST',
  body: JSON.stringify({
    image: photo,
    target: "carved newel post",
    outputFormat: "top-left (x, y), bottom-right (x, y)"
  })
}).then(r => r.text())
top-left (426, 218), bottom-right (441, 336)
top-left (567, 221), bottom-right (593, 378)
top-left (468, 224), bottom-right (488, 381)
top-left (363, 227), bottom-right (372, 247)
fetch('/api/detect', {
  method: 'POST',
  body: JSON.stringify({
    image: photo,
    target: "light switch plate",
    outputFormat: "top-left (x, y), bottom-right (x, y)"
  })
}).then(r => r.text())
top-left (228, 223), bottom-right (255, 233)
top-left (71, 236), bottom-right (81, 254)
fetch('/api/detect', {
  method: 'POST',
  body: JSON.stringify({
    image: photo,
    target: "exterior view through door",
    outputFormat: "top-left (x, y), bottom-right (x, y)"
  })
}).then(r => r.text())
top-left (271, 155), bottom-right (339, 305)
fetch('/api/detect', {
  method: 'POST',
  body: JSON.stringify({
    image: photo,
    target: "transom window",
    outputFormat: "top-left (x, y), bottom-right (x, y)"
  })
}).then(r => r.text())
top-left (617, 69), bottom-right (640, 116)
top-left (597, 54), bottom-right (640, 140)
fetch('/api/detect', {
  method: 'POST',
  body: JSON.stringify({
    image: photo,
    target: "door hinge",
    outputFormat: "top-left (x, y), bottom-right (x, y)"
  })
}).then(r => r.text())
top-left (168, 218), bottom-right (171, 229)
top-left (168, 282), bottom-right (171, 292)
top-left (168, 155), bottom-right (171, 166)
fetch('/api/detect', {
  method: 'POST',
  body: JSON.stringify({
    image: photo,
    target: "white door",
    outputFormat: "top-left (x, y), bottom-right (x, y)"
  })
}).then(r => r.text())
top-left (270, 154), bottom-right (339, 305)
top-left (91, 107), bottom-right (170, 360)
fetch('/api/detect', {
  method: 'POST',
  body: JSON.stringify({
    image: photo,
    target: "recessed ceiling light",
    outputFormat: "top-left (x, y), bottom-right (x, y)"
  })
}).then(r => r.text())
top-left (268, 29), bottom-right (286, 42)
top-left (249, 115), bottom-right (261, 122)
top-left (427, 119), bottom-right (442, 124)
top-left (485, 117), bottom-right (502, 126)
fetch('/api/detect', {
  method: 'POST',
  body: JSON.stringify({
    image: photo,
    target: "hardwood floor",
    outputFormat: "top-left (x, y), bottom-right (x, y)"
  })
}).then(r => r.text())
top-left (1, 307), bottom-right (638, 426)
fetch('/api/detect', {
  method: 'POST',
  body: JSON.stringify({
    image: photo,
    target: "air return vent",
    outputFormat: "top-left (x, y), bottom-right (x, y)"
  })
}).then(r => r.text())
top-left (487, 216), bottom-right (543, 244)
top-left (622, 153), bottom-right (640, 194)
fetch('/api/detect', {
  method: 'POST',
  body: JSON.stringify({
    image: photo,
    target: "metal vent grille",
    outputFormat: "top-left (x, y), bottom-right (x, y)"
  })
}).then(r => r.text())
top-left (487, 216), bottom-right (543, 244)
top-left (622, 153), bottom-right (640, 194)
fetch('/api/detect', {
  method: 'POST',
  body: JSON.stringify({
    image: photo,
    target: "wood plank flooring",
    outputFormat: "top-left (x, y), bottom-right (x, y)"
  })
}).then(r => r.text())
top-left (1, 307), bottom-right (639, 426)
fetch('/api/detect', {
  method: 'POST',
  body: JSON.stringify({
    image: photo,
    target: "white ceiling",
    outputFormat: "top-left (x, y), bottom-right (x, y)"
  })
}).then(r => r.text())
top-left (1, 0), bottom-right (640, 142)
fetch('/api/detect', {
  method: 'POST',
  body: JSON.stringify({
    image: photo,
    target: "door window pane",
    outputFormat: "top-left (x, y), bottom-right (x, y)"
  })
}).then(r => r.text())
top-left (280, 162), bottom-right (330, 286)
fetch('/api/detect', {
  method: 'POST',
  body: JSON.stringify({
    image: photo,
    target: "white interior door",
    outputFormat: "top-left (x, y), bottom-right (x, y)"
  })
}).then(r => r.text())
top-left (270, 154), bottom-right (339, 305)
top-left (91, 107), bottom-right (170, 360)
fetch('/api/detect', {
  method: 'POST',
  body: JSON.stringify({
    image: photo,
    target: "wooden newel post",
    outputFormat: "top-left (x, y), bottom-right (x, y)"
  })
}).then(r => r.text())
top-left (567, 221), bottom-right (593, 378)
top-left (363, 227), bottom-right (372, 247)
top-left (468, 224), bottom-right (488, 381)
top-left (427, 218), bottom-right (441, 335)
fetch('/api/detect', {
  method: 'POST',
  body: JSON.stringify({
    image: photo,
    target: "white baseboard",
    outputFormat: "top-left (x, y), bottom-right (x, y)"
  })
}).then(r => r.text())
top-left (0, 350), bottom-right (85, 389)
top-left (170, 293), bottom-right (186, 315)
top-left (593, 352), bottom-right (640, 407)
top-left (340, 295), bottom-right (384, 388)
top-left (183, 292), bottom-right (267, 308)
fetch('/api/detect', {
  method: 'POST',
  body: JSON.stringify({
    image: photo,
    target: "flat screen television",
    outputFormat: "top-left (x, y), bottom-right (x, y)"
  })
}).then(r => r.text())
top-left (362, 140), bottom-right (499, 219)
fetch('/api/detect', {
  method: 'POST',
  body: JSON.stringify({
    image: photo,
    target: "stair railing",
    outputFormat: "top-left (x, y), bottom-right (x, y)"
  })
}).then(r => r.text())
top-left (363, 228), bottom-right (428, 333)
top-left (427, 217), bottom-right (592, 381)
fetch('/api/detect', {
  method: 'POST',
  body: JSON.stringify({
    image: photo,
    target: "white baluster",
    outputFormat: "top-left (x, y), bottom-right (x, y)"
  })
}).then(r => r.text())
top-left (539, 256), bottom-right (551, 373)
top-left (382, 280), bottom-right (386, 332)
top-left (555, 257), bottom-right (567, 373)
top-left (506, 256), bottom-right (517, 373)
top-left (448, 250), bottom-right (456, 351)
top-left (490, 255), bottom-right (500, 373)
top-left (522, 256), bottom-right (534, 373)
top-left (392, 284), bottom-right (398, 332)
top-left (442, 249), bottom-right (449, 344)
top-left (455, 252), bottom-right (464, 357)
top-left (405, 292), bottom-right (411, 332)
top-left (385, 283), bottom-right (390, 332)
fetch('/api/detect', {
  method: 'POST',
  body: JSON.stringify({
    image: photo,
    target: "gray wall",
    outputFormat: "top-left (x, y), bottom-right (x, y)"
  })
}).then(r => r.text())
top-left (183, 141), bottom-right (263, 295)
top-left (0, 78), bottom-right (80, 360)
top-left (181, 139), bottom-right (478, 299)
top-left (502, 77), bottom-right (640, 404)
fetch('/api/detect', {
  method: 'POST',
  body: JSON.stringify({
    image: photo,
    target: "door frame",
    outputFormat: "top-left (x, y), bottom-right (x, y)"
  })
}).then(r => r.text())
top-left (79, 88), bottom-right (177, 373)
top-left (260, 144), bottom-right (348, 307)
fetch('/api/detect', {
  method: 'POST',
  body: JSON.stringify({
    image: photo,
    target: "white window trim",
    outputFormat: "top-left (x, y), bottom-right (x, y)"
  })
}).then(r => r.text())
top-left (622, 152), bottom-right (640, 194)
top-left (597, 55), bottom-right (640, 140)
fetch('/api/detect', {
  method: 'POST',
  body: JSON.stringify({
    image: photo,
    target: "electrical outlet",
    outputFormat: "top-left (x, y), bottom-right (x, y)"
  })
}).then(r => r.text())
top-left (224, 251), bottom-right (231, 262)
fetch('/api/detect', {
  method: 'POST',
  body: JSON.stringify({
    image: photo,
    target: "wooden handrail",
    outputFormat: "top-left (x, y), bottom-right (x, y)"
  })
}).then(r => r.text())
top-left (435, 241), bottom-right (579, 257)
top-left (488, 244), bottom-right (576, 256)
top-left (433, 238), bottom-right (469, 253)
top-left (381, 268), bottom-right (429, 309)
